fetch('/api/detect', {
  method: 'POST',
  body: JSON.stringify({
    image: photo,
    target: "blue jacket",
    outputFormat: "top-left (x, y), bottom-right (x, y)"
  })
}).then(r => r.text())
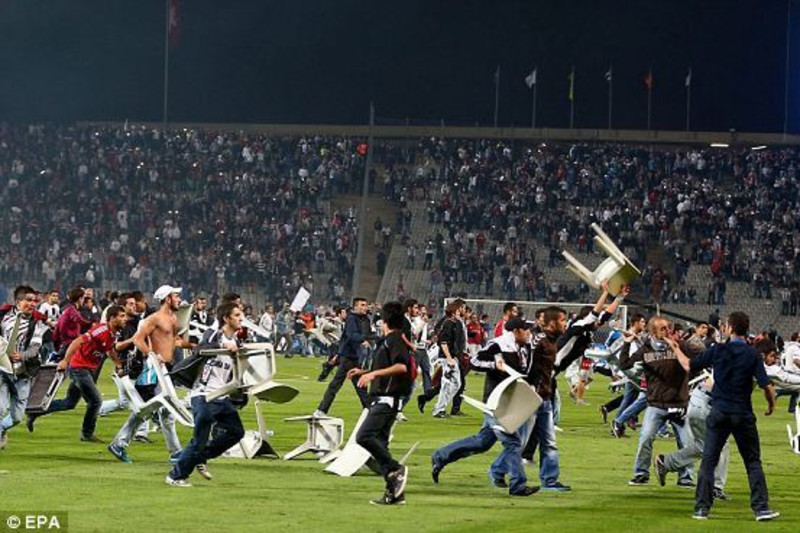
top-left (338, 311), bottom-right (372, 361)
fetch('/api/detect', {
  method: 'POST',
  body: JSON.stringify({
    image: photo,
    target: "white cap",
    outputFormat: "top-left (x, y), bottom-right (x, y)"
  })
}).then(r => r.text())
top-left (154, 285), bottom-right (182, 302)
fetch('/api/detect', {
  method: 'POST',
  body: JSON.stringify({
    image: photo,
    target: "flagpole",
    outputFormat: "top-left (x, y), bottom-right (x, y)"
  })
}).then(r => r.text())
top-left (569, 67), bottom-right (575, 129)
top-left (494, 65), bottom-right (500, 128)
top-left (532, 67), bottom-right (537, 128)
top-left (686, 69), bottom-right (692, 131)
top-left (608, 67), bottom-right (613, 129)
top-left (784, 0), bottom-right (792, 139)
top-left (162, 0), bottom-right (170, 132)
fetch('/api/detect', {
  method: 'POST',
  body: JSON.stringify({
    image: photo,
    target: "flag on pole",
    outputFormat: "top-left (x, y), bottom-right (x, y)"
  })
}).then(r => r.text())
top-left (524, 68), bottom-right (537, 89)
top-left (644, 69), bottom-right (654, 91)
top-left (604, 66), bottom-right (612, 82)
top-left (685, 68), bottom-right (692, 87)
top-left (568, 67), bottom-right (575, 101)
top-left (168, 0), bottom-right (181, 48)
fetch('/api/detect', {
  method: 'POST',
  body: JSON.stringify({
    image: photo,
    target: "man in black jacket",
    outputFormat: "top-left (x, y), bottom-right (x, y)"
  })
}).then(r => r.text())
top-left (349, 301), bottom-right (412, 505)
top-left (314, 297), bottom-right (372, 416)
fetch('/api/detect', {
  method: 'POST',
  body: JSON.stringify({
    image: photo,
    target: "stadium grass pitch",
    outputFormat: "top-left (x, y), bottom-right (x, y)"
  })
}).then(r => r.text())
top-left (1, 357), bottom-right (798, 532)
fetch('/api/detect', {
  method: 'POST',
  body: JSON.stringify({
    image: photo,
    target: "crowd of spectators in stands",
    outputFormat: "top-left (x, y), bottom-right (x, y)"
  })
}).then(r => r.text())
top-left (378, 138), bottom-right (800, 305)
top-left (0, 124), bottom-right (365, 302)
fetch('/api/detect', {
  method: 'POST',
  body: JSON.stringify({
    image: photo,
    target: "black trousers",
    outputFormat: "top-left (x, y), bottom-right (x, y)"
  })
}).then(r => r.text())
top-left (696, 408), bottom-right (769, 513)
top-left (602, 395), bottom-right (624, 412)
top-left (356, 400), bottom-right (401, 483)
top-left (317, 357), bottom-right (368, 413)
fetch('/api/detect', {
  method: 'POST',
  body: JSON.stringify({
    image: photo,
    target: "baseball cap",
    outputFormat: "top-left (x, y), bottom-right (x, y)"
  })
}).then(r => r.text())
top-left (154, 285), bottom-right (182, 302)
top-left (505, 317), bottom-right (533, 331)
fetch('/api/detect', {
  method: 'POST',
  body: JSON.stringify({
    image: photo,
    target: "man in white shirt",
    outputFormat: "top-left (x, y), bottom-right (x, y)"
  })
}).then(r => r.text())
top-left (38, 290), bottom-right (61, 325)
top-left (166, 302), bottom-right (246, 487)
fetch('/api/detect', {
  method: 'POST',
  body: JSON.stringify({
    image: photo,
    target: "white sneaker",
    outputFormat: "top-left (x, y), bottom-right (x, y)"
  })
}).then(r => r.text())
top-left (312, 409), bottom-right (327, 418)
top-left (554, 425), bottom-right (564, 433)
top-left (396, 412), bottom-right (408, 422)
top-left (165, 475), bottom-right (192, 487)
top-left (196, 464), bottom-right (213, 481)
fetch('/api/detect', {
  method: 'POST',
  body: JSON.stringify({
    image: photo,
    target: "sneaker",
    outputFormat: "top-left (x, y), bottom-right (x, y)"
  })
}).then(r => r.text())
top-left (541, 481), bottom-right (571, 492)
top-left (629, 474), bottom-right (650, 486)
top-left (554, 425), bottom-right (563, 433)
top-left (612, 421), bottom-right (626, 439)
top-left (26, 414), bottom-right (37, 433)
top-left (107, 443), bottom-right (132, 463)
top-left (490, 477), bottom-right (508, 488)
top-left (196, 464), bottom-right (213, 480)
top-left (312, 409), bottom-right (327, 418)
top-left (80, 435), bottom-right (105, 443)
top-left (754, 510), bottom-right (780, 522)
top-left (432, 412), bottom-right (448, 419)
top-left (657, 430), bottom-right (672, 439)
top-left (165, 475), bottom-right (192, 488)
top-left (510, 485), bottom-right (540, 496)
top-left (654, 454), bottom-right (667, 486)
top-left (370, 492), bottom-right (406, 505)
top-left (396, 412), bottom-right (408, 422)
top-left (133, 435), bottom-right (153, 444)
top-left (712, 487), bottom-right (730, 501)
top-left (416, 395), bottom-right (427, 414)
top-left (677, 479), bottom-right (695, 489)
top-left (431, 458), bottom-right (442, 484)
top-left (450, 410), bottom-right (467, 417)
top-left (600, 406), bottom-right (609, 424)
top-left (693, 509), bottom-right (709, 520)
top-left (387, 466), bottom-right (408, 498)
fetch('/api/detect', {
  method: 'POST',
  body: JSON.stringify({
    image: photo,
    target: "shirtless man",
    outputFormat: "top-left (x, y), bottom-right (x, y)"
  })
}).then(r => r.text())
top-left (107, 285), bottom-right (193, 463)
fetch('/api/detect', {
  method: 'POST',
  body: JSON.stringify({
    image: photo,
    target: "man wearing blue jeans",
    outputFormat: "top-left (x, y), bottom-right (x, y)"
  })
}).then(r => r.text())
top-left (431, 315), bottom-right (545, 496)
top-left (166, 302), bottom-right (245, 487)
top-left (620, 316), bottom-right (693, 486)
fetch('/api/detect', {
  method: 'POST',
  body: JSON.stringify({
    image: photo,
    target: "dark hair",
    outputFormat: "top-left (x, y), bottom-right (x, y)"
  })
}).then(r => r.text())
top-left (577, 305), bottom-right (594, 319)
top-left (14, 285), bottom-right (36, 301)
top-left (727, 312), bottom-right (750, 336)
top-left (629, 313), bottom-right (646, 325)
top-left (792, 332), bottom-right (800, 343)
top-left (445, 300), bottom-right (463, 317)
top-left (68, 287), bottom-right (85, 304)
top-left (382, 301), bottom-right (405, 330)
top-left (221, 292), bottom-right (241, 303)
top-left (106, 305), bottom-right (126, 320)
top-left (503, 302), bottom-right (517, 314)
top-left (109, 291), bottom-right (120, 303)
top-left (542, 306), bottom-right (566, 326)
top-left (754, 338), bottom-right (777, 357)
top-left (352, 297), bottom-right (367, 306)
top-left (535, 309), bottom-right (545, 319)
top-left (217, 302), bottom-right (240, 323)
top-left (119, 292), bottom-right (135, 302)
top-left (333, 306), bottom-right (344, 314)
top-left (403, 299), bottom-right (419, 312)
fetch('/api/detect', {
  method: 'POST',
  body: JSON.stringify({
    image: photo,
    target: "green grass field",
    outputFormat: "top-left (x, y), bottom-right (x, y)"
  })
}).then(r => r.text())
top-left (1, 357), bottom-right (798, 533)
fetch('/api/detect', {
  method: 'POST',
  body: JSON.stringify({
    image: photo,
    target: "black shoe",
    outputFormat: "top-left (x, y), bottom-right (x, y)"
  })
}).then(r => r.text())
top-left (432, 412), bottom-right (448, 419)
top-left (754, 510), bottom-right (780, 522)
top-left (133, 435), bottom-right (154, 444)
top-left (712, 487), bottom-right (730, 501)
top-left (370, 492), bottom-right (406, 506)
top-left (317, 363), bottom-right (332, 382)
top-left (693, 508), bottom-right (709, 520)
top-left (80, 435), bottom-right (105, 443)
top-left (612, 421), bottom-right (625, 439)
top-left (510, 485), bottom-right (540, 496)
top-left (491, 477), bottom-right (508, 488)
top-left (654, 454), bottom-right (667, 486)
top-left (450, 410), bottom-right (467, 417)
top-left (628, 474), bottom-right (649, 486)
top-left (600, 406), bottom-right (609, 424)
top-left (25, 414), bottom-right (37, 433)
top-left (431, 458), bottom-right (442, 484)
top-left (417, 395), bottom-right (427, 414)
top-left (387, 466), bottom-right (408, 499)
top-left (676, 479), bottom-right (695, 489)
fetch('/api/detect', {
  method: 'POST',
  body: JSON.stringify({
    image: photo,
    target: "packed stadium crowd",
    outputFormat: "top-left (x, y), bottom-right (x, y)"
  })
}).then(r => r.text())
top-left (0, 124), bottom-right (364, 301)
top-left (378, 138), bottom-right (800, 306)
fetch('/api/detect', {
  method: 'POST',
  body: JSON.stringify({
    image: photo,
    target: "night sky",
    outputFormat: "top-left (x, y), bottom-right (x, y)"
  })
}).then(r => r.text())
top-left (0, 0), bottom-right (797, 132)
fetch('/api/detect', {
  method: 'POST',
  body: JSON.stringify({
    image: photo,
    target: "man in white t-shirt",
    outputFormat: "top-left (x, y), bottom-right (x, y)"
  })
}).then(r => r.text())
top-left (166, 302), bottom-right (245, 487)
top-left (38, 290), bottom-right (61, 325)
